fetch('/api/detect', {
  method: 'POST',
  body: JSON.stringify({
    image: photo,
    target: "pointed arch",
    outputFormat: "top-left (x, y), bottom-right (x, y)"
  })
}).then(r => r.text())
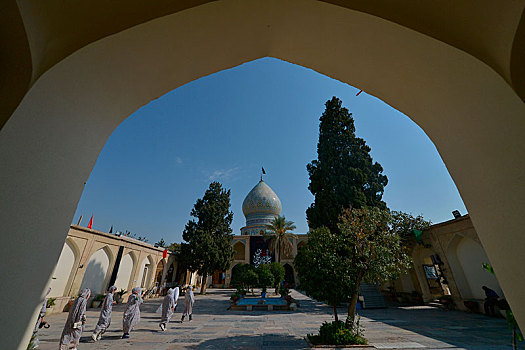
top-left (233, 241), bottom-right (246, 260)
top-left (79, 245), bottom-right (113, 294)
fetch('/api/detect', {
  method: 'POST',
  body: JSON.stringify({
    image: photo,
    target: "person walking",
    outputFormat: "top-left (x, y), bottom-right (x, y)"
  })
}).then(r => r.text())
top-left (122, 287), bottom-right (142, 339)
top-left (181, 286), bottom-right (195, 322)
top-left (59, 288), bottom-right (90, 350)
top-left (30, 287), bottom-right (51, 349)
top-left (159, 286), bottom-right (179, 331)
top-left (91, 286), bottom-right (117, 341)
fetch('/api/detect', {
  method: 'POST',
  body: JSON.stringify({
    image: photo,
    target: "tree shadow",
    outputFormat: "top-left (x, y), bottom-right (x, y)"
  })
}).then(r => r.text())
top-left (359, 306), bottom-right (525, 349)
top-left (184, 334), bottom-right (307, 349)
top-left (80, 260), bottom-right (106, 295)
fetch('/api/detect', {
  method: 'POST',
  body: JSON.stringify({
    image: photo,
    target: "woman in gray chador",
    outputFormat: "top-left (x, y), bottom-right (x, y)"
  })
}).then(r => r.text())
top-left (31, 287), bottom-right (51, 349)
top-left (181, 286), bottom-right (195, 322)
top-left (91, 286), bottom-right (117, 342)
top-left (159, 286), bottom-right (179, 331)
top-left (122, 287), bottom-right (142, 339)
top-left (59, 288), bottom-right (91, 350)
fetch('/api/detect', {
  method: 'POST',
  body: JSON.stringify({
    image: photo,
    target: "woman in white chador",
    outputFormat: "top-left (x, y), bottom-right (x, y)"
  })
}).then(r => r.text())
top-left (59, 288), bottom-right (90, 350)
top-left (181, 286), bottom-right (195, 322)
top-left (91, 286), bottom-right (117, 341)
top-left (122, 287), bottom-right (142, 339)
top-left (159, 286), bottom-right (179, 331)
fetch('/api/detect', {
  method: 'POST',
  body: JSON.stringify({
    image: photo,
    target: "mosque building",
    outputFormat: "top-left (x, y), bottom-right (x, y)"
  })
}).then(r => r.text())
top-left (241, 177), bottom-right (283, 236)
top-left (219, 178), bottom-right (308, 287)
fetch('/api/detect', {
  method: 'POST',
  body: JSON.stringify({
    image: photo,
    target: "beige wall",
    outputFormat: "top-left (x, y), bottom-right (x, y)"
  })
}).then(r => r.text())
top-left (1, 1), bottom-right (525, 348)
top-left (395, 215), bottom-right (504, 311)
top-left (42, 225), bottom-right (169, 313)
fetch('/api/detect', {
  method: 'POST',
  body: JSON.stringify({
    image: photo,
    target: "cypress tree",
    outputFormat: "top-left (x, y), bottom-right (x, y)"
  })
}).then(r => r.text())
top-left (306, 97), bottom-right (388, 233)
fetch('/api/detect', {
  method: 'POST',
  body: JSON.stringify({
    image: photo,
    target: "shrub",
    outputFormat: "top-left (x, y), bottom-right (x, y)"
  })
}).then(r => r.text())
top-left (231, 263), bottom-right (259, 292)
top-left (308, 321), bottom-right (367, 346)
top-left (269, 262), bottom-right (285, 291)
top-left (256, 264), bottom-right (274, 293)
top-left (46, 297), bottom-right (56, 308)
top-left (93, 294), bottom-right (105, 302)
top-left (279, 285), bottom-right (290, 298)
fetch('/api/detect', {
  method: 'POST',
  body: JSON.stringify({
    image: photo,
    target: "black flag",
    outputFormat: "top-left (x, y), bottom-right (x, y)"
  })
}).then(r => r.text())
top-left (109, 226), bottom-right (113, 234)
top-left (262, 167), bottom-right (266, 175)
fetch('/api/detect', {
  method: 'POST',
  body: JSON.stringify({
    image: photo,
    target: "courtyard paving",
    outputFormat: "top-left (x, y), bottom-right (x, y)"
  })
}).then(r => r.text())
top-left (37, 289), bottom-right (523, 349)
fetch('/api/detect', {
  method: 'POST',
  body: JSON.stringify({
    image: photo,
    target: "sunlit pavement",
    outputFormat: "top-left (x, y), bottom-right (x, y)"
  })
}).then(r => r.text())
top-left (37, 289), bottom-right (523, 349)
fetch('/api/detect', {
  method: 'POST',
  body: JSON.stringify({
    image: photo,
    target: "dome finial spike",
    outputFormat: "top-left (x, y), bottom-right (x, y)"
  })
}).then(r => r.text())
top-left (261, 166), bottom-right (266, 181)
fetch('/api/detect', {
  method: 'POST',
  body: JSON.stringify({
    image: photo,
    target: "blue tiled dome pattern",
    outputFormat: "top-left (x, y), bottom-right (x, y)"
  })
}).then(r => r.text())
top-left (242, 180), bottom-right (282, 217)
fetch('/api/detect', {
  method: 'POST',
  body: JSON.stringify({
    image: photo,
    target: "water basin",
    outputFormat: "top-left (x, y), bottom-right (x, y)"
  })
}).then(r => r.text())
top-left (236, 297), bottom-right (287, 306)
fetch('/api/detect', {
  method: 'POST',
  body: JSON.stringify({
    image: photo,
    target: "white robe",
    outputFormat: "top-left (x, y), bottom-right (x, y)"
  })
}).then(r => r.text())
top-left (59, 288), bottom-right (90, 350)
top-left (183, 288), bottom-right (195, 316)
top-left (122, 288), bottom-right (142, 333)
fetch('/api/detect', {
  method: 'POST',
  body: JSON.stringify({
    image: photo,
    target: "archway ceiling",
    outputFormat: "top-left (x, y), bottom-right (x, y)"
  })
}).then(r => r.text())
top-left (2, 0), bottom-right (524, 129)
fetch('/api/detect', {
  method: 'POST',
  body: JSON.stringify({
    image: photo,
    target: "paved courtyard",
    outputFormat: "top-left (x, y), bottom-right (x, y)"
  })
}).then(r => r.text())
top-left (37, 289), bottom-right (523, 349)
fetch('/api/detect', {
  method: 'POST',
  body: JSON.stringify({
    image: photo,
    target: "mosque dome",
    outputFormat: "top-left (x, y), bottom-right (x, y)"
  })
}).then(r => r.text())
top-left (242, 179), bottom-right (282, 217)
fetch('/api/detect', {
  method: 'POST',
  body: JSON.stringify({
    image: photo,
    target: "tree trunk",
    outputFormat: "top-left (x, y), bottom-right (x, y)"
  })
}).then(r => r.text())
top-left (200, 271), bottom-right (208, 295)
top-left (333, 304), bottom-right (339, 323)
top-left (347, 272), bottom-right (364, 325)
top-left (347, 293), bottom-right (359, 325)
top-left (277, 240), bottom-right (281, 263)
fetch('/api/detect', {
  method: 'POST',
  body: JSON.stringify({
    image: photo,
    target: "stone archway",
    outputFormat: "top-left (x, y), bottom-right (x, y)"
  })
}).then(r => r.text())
top-left (47, 238), bottom-right (78, 298)
top-left (79, 246), bottom-right (112, 295)
top-left (154, 259), bottom-right (165, 286)
top-left (447, 235), bottom-right (503, 300)
top-left (2, 1), bottom-right (525, 347)
top-left (233, 241), bottom-right (246, 261)
top-left (114, 252), bottom-right (135, 292)
top-left (283, 263), bottom-right (295, 287)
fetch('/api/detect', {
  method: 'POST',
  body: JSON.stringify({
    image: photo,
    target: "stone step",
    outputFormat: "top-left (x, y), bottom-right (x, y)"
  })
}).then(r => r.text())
top-left (360, 283), bottom-right (387, 309)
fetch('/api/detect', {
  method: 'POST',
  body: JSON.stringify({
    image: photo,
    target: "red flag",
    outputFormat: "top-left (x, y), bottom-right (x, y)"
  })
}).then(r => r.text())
top-left (87, 215), bottom-right (93, 229)
top-left (163, 249), bottom-right (168, 259)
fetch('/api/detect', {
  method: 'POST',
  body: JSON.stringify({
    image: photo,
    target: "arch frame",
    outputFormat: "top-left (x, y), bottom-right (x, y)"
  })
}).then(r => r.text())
top-left (1, 1), bottom-right (525, 348)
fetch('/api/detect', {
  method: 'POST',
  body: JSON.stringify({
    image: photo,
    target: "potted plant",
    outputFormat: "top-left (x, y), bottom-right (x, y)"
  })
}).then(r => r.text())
top-left (115, 289), bottom-right (127, 304)
top-left (279, 286), bottom-right (290, 299)
top-left (230, 293), bottom-right (240, 303)
top-left (91, 294), bottom-right (105, 308)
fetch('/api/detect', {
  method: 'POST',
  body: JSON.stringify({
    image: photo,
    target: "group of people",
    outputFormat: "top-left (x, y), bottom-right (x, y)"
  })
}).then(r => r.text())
top-left (50, 285), bottom-right (195, 349)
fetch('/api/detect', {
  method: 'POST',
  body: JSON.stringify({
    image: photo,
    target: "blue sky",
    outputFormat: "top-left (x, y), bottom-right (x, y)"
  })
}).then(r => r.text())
top-left (73, 58), bottom-right (467, 244)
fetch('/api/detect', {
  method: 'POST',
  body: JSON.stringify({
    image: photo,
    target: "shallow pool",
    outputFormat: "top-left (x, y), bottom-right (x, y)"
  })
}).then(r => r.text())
top-left (236, 297), bottom-right (287, 306)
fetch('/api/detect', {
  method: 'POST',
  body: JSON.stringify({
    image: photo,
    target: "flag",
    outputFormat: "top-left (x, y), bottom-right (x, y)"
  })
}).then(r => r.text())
top-left (413, 229), bottom-right (422, 243)
top-left (163, 249), bottom-right (168, 259)
top-left (87, 215), bottom-right (93, 229)
top-left (262, 167), bottom-right (266, 174)
top-left (109, 226), bottom-right (113, 234)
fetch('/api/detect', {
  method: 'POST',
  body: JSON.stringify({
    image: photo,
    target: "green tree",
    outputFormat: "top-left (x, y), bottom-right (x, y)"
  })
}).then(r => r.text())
top-left (231, 263), bottom-right (259, 294)
top-left (264, 216), bottom-right (296, 262)
top-left (155, 238), bottom-right (167, 248)
top-left (390, 211), bottom-right (431, 247)
top-left (256, 264), bottom-right (275, 293)
top-left (306, 97), bottom-right (388, 233)
top-left (181, 182), bottom-right (234, 294)
top-left (167, 242), bottom-right (181, 253)
top-left (269, 262), bottom-right (285, 294)
top-left (294, 227), bottom-right (355, 322)
top-left (338, 207), bottom-right (411, 323)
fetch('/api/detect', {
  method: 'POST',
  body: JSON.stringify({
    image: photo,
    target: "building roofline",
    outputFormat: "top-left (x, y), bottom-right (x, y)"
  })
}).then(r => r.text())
top-left (70, 225), bottom-right (165, 253)
top-left (426, 213), bottom-right (470, 230)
